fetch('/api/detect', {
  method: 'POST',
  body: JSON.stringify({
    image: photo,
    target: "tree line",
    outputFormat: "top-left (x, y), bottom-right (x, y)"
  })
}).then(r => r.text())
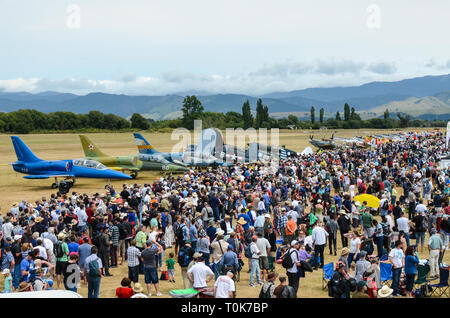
top-left (0, 98), bottom-right (446, 134)
top-left (0, 109), bottom-right (151, 134)
top-left (173, 96), bottom-right (447, 130)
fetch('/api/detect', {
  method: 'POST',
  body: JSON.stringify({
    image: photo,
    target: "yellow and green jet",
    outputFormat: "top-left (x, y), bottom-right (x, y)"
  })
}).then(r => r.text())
top-left (79, 135), bottom-right (188, 178)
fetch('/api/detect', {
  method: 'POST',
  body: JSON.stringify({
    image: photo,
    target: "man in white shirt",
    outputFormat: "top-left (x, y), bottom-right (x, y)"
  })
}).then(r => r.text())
top-left (75, 204), bottom-right (88, 230)
top-left (2, 217), bottom-right (14, 239)
top-left (414, 200), bottom-right (427, 216)
top-left (249, 236), bottom-right (262, 287)
top-left (285, 240), bottom-right (300, 295)
top-left (254, 213), bottom-right (265, 236)
top-left (42, 236), bottom-right (55, 266)
top-left (396, 212), bottom-right (411, 246)
top-left (388, 240), bottom-right (404, 296)
top-left (34, 239), bottom-right (48, 261)
top-left (311, 222), bottom-right (329, 270)
top-left (256, 232), bottom-right (271, 282)
top-left (214, 271), bottom-right (235, 298)
top-left (187, 256), bottom-right (214, 290)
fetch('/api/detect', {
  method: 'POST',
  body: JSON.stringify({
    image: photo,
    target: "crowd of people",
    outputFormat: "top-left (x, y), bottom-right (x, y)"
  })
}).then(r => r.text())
top-left (0, 130), bottom-right (449, 298)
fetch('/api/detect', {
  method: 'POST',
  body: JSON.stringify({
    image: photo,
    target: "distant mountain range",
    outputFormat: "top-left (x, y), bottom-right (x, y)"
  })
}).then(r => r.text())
top-left (0, 74), bottom-right (449, 120)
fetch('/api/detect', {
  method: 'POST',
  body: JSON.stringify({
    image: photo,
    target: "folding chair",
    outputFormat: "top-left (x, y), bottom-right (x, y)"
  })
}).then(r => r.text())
top-left (414, 264), bottom-right (430, 285)
top-left (380, 262), bottom-right (392, 286)
top-left (429, 268), bottom-right (449, 297)
top-left (322, 262), bottom-right (334, 290)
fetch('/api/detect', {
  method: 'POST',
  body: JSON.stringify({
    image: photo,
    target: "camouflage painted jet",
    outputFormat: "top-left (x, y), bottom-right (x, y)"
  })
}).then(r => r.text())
top-left (79, 135), bottom-right (188, 178)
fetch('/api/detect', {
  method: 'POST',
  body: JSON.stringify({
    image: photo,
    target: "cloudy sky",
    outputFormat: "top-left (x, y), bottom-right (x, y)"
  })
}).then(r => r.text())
top-left (0, 0), bottom-right (449, 95)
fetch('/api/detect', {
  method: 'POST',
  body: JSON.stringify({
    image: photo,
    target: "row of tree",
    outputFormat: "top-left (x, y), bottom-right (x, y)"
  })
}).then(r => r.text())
top-left (178, 96), bottom-right (446, 131)
top-left (0, 97), bottom-right (446, 134)
top-left (0, 109), bottom-right (150, 133)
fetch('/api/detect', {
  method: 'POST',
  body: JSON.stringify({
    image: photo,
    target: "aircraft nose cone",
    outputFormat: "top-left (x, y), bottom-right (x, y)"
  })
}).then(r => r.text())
top-left (169, 164), bottom-right (189, 171)
top-left (111, 170), bottom-right (132, 179)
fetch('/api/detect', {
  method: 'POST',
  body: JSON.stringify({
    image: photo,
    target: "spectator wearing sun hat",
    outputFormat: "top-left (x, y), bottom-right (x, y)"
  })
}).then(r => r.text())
top-left (131, 282), bottom-right (148, 298)
top-left (55, 232), bottom-right (69, 290)
top-left (211, 230), bottom-right (229, 279)
top-left (378, 285), bottom-right (394, 298)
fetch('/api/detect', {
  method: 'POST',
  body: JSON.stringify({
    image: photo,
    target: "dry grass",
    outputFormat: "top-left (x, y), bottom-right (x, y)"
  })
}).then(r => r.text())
top-left (0, 128), bottom-right (447, 298)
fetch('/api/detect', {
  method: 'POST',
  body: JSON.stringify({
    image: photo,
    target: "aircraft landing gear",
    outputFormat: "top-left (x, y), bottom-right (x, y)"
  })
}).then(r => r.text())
top-left (131, 172), bottom-right (138, 179)
top-left (51, 177), bottom-right (75, 194)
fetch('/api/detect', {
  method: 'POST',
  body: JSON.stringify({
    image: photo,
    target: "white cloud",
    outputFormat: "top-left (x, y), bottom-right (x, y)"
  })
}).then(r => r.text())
top-left (367, 61), bottom-right (397, 74)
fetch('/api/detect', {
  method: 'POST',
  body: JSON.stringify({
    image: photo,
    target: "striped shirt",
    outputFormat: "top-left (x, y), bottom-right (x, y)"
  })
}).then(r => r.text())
top-left (127, 246), bottom-right (141, 267)
top-left (110, 225), bottom-right (120, 246)
top-left (277, 215), bottom-right (287, 230)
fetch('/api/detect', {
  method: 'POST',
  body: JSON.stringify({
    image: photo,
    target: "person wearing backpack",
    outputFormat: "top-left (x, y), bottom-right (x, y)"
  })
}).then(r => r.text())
top-left (282, 240), bottom-right (300, 295)
top-left (201, 203), bottom-right (214, 229)
top-left (178, 241), bottom-right (194, 289)
top-left (413, 211), bottom-right (427, 253)
top-left (258, 271), bottom-right (277, 298)
top-left (54, 232), bottom-right (69, 290)
top-left (175, 217), bottom-right (189, 248)
top-left (84, 245), bottom-right (103, 298)
top-left (273, 276), bottom-right (296, 298)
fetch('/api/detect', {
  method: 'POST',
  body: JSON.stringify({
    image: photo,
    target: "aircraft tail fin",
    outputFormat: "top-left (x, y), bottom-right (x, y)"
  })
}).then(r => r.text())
top-left (79, 135), bottom-right (109, 158)
top-left (133, 133), bottom-right (159, 154)
top-left (11, 136), bottom-right (42, 162)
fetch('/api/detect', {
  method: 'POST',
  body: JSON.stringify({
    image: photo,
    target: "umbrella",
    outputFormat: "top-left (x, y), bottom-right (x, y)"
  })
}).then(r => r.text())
top-left (354, 194), bottom-right (380, 209)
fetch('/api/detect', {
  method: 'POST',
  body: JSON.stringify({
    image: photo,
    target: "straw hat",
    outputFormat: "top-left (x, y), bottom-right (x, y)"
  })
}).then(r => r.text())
top-left (237, 217), bottom-right (247, 225)
top-left (341, 247), bottom-right (350, 256)
top-left (378, 285), bottom-right (394, 298)
top-left (35, 216), bottom-right (43, 223)
top-left (18, 281), bottom-right (31, 292)
top-left (133, 283), bottom-right (144, 293)
top-left (193, 252), bottom-right (203, 259)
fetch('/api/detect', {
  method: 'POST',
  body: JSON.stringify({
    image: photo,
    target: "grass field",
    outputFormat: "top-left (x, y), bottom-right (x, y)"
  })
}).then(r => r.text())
top-left (0, 128), bottom-right (448, 298)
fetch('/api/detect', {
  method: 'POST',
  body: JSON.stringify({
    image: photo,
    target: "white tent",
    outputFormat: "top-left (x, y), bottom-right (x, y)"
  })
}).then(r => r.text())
top-left (300, 146), bottom-right (314, 156)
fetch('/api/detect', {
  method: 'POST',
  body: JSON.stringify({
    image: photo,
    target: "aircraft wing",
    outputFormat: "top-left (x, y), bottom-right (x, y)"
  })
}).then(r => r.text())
top-left (23, 173), bottom-right (75, 179)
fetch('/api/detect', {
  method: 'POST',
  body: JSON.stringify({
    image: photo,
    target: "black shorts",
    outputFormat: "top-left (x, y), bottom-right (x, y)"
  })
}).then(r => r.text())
top-left (56, 261), bottom-right (68, 275)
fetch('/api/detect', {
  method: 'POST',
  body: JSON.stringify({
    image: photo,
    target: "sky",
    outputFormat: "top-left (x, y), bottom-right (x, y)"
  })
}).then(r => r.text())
top-left (0, 0), bottom-right (449, 95)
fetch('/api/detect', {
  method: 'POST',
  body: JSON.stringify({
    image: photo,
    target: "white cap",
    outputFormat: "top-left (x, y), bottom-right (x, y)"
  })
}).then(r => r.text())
top-left (14, 235), bottom-right (22, 241)
top-left (2, 268), bottom-right (10, 275)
